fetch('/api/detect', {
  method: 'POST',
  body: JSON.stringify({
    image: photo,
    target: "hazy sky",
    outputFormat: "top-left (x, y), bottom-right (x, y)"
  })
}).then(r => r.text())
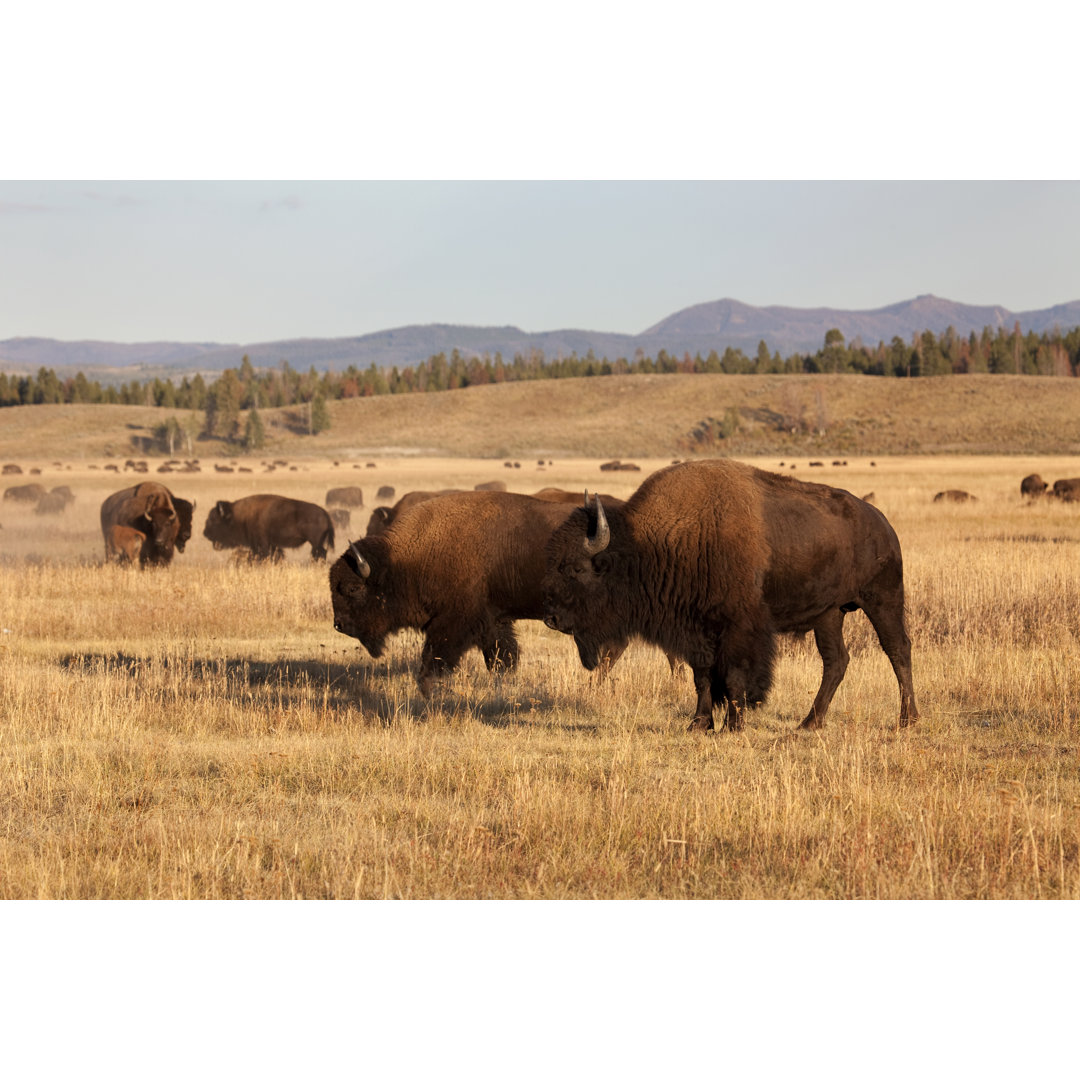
top-left (3, 180), bottom-right (1079, 344)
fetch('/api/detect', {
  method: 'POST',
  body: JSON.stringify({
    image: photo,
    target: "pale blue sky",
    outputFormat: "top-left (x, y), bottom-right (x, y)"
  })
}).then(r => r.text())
top-left (3, 180), bottom-right (1079, 344)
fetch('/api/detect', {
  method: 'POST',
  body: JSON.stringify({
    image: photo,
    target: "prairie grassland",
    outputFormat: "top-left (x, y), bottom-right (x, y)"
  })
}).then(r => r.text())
top-left (1, 453), bottom-right (1078, 899)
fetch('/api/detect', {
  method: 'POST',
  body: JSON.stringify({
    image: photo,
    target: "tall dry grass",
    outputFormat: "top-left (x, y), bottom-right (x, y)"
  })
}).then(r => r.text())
top-left (0, 454), bottom-right (1078, 898)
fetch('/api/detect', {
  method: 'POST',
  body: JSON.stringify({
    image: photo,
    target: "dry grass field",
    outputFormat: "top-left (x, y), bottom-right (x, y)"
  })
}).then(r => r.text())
top-left (2, 409), bottom-right (1078, 899)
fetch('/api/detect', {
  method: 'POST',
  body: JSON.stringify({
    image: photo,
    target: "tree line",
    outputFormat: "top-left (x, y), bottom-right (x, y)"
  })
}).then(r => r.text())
top-left (3, 321), bottom-right (1080, 437)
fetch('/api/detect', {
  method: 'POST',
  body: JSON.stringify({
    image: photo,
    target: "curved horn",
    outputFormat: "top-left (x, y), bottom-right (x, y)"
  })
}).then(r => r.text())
top-left (348, 541), bottom-right (371, 579)
top-left (582, 490), bottom-right (610, 556)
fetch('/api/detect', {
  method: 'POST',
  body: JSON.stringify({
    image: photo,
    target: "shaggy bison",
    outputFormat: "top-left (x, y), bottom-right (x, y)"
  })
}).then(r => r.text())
top-left (4, 483), bottom-right (46, 503)
top-left (364, 489), bottom-right (465, 537)
top-left (326, 486), bottom-right (365, 508)
top-left (933, 490), bottom-right (976, 503)
top-left (330, 491), bottom-right (629, 696)
top-left (543, 459), bottom-right (918, 734)
top-left (204, 494), bottom-right (335, 561)
top-left (1052, 478), bottom-right (1080, 502)
top-left (1020, 474), bottom-right (1048, 498)
top-left (100, 482), bottom-right (184, 567)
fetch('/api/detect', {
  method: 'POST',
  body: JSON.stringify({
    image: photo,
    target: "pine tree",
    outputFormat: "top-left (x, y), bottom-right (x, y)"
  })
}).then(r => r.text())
top-left (243, 408), bottom-right (266, 451)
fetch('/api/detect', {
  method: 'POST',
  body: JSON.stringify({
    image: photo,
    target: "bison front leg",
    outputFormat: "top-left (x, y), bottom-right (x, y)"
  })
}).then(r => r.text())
top-left (417, 633), bottom-right (468, 698)
top-left (481, 620), bottom-right (520, 674)
top-left (799, 608), bottom-right (849, 731)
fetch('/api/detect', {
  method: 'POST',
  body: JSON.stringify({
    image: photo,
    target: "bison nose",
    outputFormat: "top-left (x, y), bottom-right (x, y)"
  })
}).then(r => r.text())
top-left (543, 614), bottom-right (559, 631)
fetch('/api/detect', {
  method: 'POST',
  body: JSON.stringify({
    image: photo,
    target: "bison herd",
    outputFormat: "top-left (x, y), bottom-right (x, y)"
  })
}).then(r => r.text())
top-left (6, 460), bottom-right (1080, 736)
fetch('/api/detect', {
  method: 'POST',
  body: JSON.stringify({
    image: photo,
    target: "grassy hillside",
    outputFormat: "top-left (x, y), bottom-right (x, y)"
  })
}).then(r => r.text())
top-left (3, 374), bottom-right (1080, 463)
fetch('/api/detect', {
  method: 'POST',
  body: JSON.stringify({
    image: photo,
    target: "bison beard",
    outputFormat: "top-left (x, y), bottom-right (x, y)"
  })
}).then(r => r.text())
top-left (543, 461), bottom-right (918, 733)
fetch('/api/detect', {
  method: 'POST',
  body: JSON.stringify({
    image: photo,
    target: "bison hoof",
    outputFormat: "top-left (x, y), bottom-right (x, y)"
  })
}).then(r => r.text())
top-left (798, 715), bottom-right (824, 731)
top-left (897, 715), bottom-right (918, 729)
top-left (686, 717), bottom-right (714, 733)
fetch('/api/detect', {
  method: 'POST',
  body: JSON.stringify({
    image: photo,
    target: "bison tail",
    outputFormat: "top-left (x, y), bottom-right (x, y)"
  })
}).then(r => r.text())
top-left (325, 524), bottom-right (335, 551)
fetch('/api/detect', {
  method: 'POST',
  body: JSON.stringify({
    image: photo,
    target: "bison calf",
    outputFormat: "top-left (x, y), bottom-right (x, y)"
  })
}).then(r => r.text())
top-left (106, 524), bottom-right (145, 565)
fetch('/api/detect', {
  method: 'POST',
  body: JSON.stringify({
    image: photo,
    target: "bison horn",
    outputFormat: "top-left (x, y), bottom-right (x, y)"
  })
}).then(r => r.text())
top-left (348, 542), bottom-right (371, 579)
top-left (582, 490), bottom-right (610, 556)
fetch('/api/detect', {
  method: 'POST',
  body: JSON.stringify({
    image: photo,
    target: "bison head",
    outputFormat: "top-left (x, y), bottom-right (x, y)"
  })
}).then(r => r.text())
top-left (139, 493), bottom-right (180, 562)
top-left (328, 541), bottom-right (395, 659)
top-left (543, 492), bottom-right (623, 670)
top-left (365, 506), bottom-right (393, 537)
top-left (203, 500), bottom-right (240, 551)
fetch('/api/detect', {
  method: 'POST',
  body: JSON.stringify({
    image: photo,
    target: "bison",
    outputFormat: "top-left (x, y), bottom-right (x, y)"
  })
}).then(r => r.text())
top-left (105, 524), bottom-right (145, 565)
top-left (100, 482), bottom-right (183, 567)
top-left (34, 492), bottom-right (71, 515)
top-left (326, 486), bottom-right (365, 508)
top-left (1020, 474), bottom-right (1048, 498)
top-left (543, 459), bottom-right (918, 734)
top-left (4, 483), bottom-right (46, 503)
top-left (329, 507), bottom-right (352, 533)
top-left (1051, 478), bottom-right (1080, 502)
top-left (204, 494), bottom-right (335, 561)
top-left (933, 490), bottom-right (976, 503)
top-left (365, 489), bottom-right (465, 537)
top-left (330, 491), bottom-right (630, 696)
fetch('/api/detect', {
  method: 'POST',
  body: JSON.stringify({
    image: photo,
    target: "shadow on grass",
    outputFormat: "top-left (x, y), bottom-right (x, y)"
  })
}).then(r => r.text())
top-left (56, 650), bottom-right (599, 731)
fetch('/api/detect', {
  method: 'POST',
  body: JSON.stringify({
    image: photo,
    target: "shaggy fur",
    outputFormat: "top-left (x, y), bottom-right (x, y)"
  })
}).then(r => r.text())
top-left (544, 459), bottom-right (918, 733)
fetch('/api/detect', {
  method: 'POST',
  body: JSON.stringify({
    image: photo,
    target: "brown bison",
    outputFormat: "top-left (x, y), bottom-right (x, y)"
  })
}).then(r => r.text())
top-left (1020, 474), bottom-right (1048, 498)
top-left (34, 491), bottom-right (71, 515)
top-left (105, 524), bottom-right (145, 565)
top-left (330, 491), bottom-right (630, 696)
top-left (4, 483), bottom-right (46, 503)
top-left (364, 489), bottom-right (465, 537)
top-left (933, 490), bottom-right (976, 503)
top-left (100, 482), bottom-right (184, 567)
top-left (326, 486), bottom-right (365, 508)
top-left (1051, 478), bottom-right (1080, 502)
top-left (543, 459), bottom-right (918, 733)
top-left (204, 494), bottom-right (335, 561)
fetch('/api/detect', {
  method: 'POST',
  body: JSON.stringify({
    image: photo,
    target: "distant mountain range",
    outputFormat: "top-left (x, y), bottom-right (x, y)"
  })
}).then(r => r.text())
top-left (3, 295), bottom-right (1079, 381)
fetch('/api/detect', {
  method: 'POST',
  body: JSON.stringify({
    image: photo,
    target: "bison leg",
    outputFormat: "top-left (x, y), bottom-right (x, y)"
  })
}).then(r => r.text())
top-left (481, 620), bottom-right (520, 673)
top-left (687, 667), bottom-right (716, 732)
top-left (799, 608), bottom-right (849, 731)
top-left (862, 601), bottom-right (919, 727)
top-left (417, 634), bottom-right (468, 698)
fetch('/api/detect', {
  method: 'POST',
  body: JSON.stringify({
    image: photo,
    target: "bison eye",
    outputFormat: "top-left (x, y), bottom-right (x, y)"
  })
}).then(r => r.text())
top-left (592, 552), bottom-right (612, 575)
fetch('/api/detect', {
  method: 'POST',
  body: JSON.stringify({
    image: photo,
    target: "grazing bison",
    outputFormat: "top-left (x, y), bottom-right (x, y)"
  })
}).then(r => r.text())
top-left (475, 480), bottom-right (507, 492)
top-left (329, 507), bottom-right (352, 533)
top-left (4, 483), bottom-right (46, 503)
top-left (100, 482), bottom-right (183, 567)
top-left (543, 459), bottom-right (918, 733)
top-left (34, 492), bottom-right (70, 515)
top-left (1020, 474), bottom-right (1048, 498)
top-left (376, 485), bottom-right (396, 501)
top-left (204, 494), bottom-right (335, 561)
top-left (365, 489), bottom-right (465, 537)
top-left (331, 491), bottom-right (630, 696)
top-left (933, 490), bottom-right (976, 503)
top-left (326, 486), bottom-right (365, 508)
top-left (105, 524), bottom-right (145, 565)
top-left (1051, 478), bottom-right (1080, 502)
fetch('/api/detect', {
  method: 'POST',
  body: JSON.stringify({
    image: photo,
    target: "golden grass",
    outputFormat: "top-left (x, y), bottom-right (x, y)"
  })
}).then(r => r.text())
top-left (1, 451), bottom-right (1078, 898)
